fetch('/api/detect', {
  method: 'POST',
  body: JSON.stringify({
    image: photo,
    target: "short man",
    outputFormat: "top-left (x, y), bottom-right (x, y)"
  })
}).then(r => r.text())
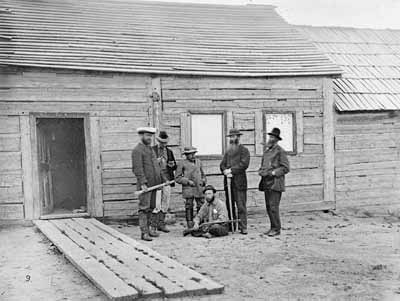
top-left (131, 127), bottom-right (163, 241)
top-left (258, 127), bottom-right (290, 237)
top-left (190, 185), bottom-right (229, 239)
top-left (175, 146), bottom-right (206, 228)
top-left (220, 128), bottom-right (250, 234)
top-left (152, 131), bottom-right (177, 233)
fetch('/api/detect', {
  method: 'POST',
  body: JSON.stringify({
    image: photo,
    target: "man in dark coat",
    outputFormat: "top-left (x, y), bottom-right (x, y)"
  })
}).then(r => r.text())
top-left (258, 127), bottom-right (290, 237)
top-left (152, 131), bottom-right (177, 233)
top-left (132, 127), bottom-right (163, 241)
top-left (220, 128), bottom-right (250, 235)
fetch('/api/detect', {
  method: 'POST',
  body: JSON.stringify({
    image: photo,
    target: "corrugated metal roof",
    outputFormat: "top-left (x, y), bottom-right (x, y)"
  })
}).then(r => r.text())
top-left (0, 0), bottom-right (341, 77)
top-left (298, 26), bottom-right (400, 111)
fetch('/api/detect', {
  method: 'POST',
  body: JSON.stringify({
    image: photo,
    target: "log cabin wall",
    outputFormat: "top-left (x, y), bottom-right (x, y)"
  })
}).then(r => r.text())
top-left (335, 112), bottom-right (400, 211)
top-left (0, 66), bottom-right (335, 219)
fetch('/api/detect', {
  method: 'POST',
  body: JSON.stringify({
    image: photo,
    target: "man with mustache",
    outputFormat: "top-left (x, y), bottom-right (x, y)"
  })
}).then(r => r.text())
top-left (220, 128), bottom-right (250, 235)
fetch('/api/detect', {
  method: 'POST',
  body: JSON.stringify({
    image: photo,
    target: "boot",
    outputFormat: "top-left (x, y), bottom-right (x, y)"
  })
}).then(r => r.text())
top-left (148, 213), bottom-right (160, 238)
top-left (139, 212), bottom-right (152, 242)
top-left (157, 211), bottom-right (170, 233)
top-left (185, 207), bottom-right (194, 229)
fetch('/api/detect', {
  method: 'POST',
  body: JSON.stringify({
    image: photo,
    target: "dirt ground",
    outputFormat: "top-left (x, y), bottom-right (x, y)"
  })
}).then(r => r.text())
top-left (1, 210), bottom-right (399, 301)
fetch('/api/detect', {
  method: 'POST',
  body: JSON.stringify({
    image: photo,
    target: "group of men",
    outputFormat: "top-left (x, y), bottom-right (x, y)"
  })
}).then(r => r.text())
top-left (131, 126), bottom-right (290, 241)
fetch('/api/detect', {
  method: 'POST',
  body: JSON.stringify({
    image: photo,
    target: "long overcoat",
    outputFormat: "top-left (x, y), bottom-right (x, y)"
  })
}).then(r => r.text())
top-left (220, 144), bottom-right (250, 191)
top-left (131, 142), bottom-right (162, 190)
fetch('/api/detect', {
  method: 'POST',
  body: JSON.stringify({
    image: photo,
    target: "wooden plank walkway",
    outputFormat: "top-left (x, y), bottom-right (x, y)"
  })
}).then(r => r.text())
top-left (34, 218), bottom-right (224, 300)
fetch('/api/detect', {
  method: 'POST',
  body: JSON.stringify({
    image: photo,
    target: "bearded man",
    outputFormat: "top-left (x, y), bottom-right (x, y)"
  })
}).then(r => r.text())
top-left (220, 128), bottom-right (250, 235)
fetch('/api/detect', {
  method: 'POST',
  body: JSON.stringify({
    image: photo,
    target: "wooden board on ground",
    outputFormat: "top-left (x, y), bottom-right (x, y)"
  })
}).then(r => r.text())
top-left (33, 218), bottom-right (224, 300)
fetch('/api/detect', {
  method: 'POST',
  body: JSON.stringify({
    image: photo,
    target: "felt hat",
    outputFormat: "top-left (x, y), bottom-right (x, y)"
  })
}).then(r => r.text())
top-left (182, 146), bottom-right (198, 155)
top-left (156, 130), bottom-right (169, 143)
top-left (226, 128), bottom-right (243, 137)
top-left (203, 184), bottom-right (217, 193)
top-left (267, 127), bottom-right (282, 140)
top-left (137, 127), bottom-right (156, 134)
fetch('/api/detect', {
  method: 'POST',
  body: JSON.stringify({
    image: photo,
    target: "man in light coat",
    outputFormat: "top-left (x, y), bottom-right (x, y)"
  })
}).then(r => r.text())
top-left (175, 146), bottom-right (206, 228)
top-left (152, 130), bottom-right (177, 233)
top-left (258, 127), bottom-right (290, 237)
top-left (131, 127), bottom-right (163, 241)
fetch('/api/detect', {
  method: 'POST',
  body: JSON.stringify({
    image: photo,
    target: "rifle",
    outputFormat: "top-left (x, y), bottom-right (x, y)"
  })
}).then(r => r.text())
top-left (134, 180), bottom-right (175, 196)
top-left (182, 219), bottom-right (240, 236)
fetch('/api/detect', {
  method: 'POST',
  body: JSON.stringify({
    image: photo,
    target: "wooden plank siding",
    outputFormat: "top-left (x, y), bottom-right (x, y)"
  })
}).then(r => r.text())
top-left (335, 112), bottom-right (400, 210)
top-left (0, 66), bottom-right (335, 219)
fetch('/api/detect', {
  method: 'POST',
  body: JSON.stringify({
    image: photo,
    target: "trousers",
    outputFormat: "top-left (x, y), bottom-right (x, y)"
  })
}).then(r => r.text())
top-left (185, 197), bottom-right (204, 212)
top-left (138, 190), bottom-right (157, 212)
top-left (153, 185), bottom-right (171, 213)
top-left (225, 185), bottom-right (247, 231)
top-left (191, 224), bottom-right (229, 237)
top-left (264, 189), bottom-right (282, 231)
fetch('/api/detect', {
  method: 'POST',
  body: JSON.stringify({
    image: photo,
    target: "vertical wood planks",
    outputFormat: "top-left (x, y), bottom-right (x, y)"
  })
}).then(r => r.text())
top-left (20, 116), bottom-right (33, 219)
top-left (322, 78), bottom-right (335, 208)
top-left (89, 117), bottom-right (103, 217)
top-left (254, 111), bottom-right (264, 155)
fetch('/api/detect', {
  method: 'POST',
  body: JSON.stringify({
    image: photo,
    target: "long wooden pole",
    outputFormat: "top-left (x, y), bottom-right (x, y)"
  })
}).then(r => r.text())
top-left (226, 177), bottom-right (235, 233)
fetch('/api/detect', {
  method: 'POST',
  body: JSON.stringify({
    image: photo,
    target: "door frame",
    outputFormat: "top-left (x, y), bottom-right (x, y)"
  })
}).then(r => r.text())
top-left (29, 113), bottom-right (97, 218)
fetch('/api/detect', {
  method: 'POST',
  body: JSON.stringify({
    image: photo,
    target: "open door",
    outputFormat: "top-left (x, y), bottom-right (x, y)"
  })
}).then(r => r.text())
top-left (37, 120), bottom-right (54, 215)
top-left (36, 118), bottom-right (87, 216)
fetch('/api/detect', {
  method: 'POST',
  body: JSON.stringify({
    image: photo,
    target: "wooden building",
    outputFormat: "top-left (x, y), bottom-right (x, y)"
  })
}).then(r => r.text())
top-left (0, 0), bottom-right (341, 220)
top-left (299, 26), bottom-right (400, 212)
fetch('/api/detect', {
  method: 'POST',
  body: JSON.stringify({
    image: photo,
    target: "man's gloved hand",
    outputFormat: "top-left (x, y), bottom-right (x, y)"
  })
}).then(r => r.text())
top-left (141, 184), bottom-right (148, 192)
top-left (188, 180), bottom-right (196, 187)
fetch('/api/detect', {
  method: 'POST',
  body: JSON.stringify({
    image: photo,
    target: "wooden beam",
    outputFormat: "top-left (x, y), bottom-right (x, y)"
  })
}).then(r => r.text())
top-left (88, 117), bottom-right (103, 217)
top-left (296, 110), bottom-right (304, 154)
top-left (180, 112), bottom-right (190, 153)
top-left (254, 111), bottom-right (263, 155)
top-left (20, 116), bottom-right (33, 219)
top-left (322, 78), bottom-right (335, 209)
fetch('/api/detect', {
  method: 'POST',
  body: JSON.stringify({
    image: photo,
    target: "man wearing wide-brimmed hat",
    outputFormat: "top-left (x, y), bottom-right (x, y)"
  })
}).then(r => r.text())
top-left (220, 128), bottom-right (250, 235)
top-left (131, 127), bottom-right (163, 241)
top-left (152, 130), bottom-right (177, 233)
top-left (258, 127), bottom-right (290, 237)
top-left (175, 146), bottom-right (207, 228)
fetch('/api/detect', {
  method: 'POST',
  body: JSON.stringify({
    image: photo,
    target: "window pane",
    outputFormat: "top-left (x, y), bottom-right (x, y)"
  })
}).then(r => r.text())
top-left (191, 114), bottom-right (223, 155)
top-left (265, 113), bottom-right (294, 152)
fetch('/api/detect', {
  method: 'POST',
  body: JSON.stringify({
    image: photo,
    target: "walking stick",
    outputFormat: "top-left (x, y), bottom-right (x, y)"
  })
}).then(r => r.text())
top-left (226, 176), bottom-right (235, 233)
top-left (135, 180), bottom-right (175, 197)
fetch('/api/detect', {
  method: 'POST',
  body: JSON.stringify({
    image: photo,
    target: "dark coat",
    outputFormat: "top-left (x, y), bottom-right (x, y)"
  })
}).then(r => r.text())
top-left (131, 142), bottom-right (162, 190)
top-left (258, 144), bottom-right (290, 192)
top-left (175, 158), bottom-right (206, 198)
top-left (220, 144), bottom-right (250, 191)
top-left (152, 145), bottom-right (177, 186)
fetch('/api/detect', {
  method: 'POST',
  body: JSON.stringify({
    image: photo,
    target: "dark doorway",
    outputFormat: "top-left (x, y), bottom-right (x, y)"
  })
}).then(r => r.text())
top-left (36, 118), bottom-right (87, 215)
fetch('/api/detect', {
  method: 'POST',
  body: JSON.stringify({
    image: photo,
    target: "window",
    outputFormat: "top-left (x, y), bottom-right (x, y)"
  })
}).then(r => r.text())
top-left (190, 114), bottom-right (223, 156)
top-left (265, 112), bottom-right (295, 153)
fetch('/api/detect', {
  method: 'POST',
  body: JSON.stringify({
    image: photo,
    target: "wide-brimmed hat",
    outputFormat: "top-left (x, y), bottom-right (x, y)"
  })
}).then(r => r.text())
top-left (226, 128), bottom-right (243, 137)
top-left (267, 127), bottom-right (282, 140)
top-left (182, 146), bottom-right (198, 155)
top-left (156, 130), bottom-right (169, 143)
top-left (203, 184), bottom-right (216, 193)
top-left (137, 127), bottom-right (156, 134)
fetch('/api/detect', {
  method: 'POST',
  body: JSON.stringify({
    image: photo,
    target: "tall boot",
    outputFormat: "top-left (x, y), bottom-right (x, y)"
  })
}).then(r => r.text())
top-left (186, 207), bottom-right (194, 228)
top-left (157, 211), bottom-right (170, 233)
top-left (139, 211), bottom-right (152, 241)
top-left (148, 212), bottom-right (160, 238)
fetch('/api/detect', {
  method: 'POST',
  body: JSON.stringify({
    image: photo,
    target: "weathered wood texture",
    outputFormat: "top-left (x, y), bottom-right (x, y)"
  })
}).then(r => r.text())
top-left (0, 67), bottom-right (334, 219)
top-left (335, 112), bottom-right (400, 209)
top-left (34, 218), bottom-right (224, 300)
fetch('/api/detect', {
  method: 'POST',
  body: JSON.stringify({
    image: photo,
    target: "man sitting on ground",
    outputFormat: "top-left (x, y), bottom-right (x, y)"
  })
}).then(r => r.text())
top-left (189, 185), bottom-right (229, 239)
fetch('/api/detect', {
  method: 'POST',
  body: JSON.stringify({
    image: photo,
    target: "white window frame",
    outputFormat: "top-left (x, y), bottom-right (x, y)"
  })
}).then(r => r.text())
top-left (188, 111), bottom-right (226, 158)
top-left (263, 111), bottom-right (297, 155)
